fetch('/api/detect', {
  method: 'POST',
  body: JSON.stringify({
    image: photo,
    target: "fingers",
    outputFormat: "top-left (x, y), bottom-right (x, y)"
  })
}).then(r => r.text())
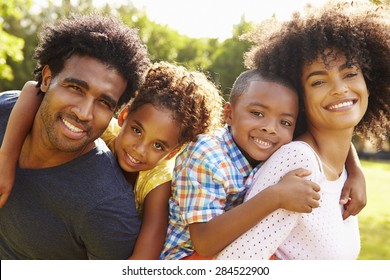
top-left (292, 168), bottom-right (312, 178)
top-left (340, 183), bottom-right (352, 205)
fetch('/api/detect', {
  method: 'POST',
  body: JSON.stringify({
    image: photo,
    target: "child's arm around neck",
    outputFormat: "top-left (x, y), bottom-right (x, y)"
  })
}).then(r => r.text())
top-left (189, 168), bottom-right (320, 257)
top-left (0, 81), bottom-right (42, 207)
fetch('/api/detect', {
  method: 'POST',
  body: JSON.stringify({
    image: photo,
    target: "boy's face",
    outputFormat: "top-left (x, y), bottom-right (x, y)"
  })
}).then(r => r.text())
top-left (225, 80), bottom-right (298, 166)
top-left (114, 103), bottom-right (181, 173)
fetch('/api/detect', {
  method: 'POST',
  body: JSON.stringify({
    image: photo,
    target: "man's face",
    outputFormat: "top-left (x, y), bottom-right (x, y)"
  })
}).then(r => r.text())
top-left (225, 80), bottom-right (298, 166)
top-left (38, 55), bottom-right (127, 153)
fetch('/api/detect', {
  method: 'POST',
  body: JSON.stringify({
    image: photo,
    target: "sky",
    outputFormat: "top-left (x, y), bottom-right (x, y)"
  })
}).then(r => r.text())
top-left (94, 0), bottom-right (330, 40)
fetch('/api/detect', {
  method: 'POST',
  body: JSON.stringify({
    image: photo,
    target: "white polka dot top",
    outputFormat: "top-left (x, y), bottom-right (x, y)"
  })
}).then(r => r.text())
top-left (216, 141), bottom-right (361, 260)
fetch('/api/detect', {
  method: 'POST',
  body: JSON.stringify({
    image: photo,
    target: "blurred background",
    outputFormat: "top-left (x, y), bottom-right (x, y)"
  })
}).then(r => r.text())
top-left (1, 0), bottom-right (389, 259)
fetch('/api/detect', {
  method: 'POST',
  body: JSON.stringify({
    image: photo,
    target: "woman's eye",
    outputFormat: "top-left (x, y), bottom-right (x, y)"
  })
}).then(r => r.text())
top-left (281, 120), bottom-right (292, 127)
top-left (345, 72), bottom-right (358, 79)
top-left (311, 80), bottom-right (325, 87)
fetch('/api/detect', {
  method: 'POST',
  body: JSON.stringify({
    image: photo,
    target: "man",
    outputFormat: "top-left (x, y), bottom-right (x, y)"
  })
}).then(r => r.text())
top-left (0, 13), bottom-right (150, 259)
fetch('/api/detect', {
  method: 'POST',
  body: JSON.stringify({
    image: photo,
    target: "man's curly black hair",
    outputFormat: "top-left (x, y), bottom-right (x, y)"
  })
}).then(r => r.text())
top-left (244, 1), bottom-right (390, 146)
top-left (33, 13), bottom-right (150, 109)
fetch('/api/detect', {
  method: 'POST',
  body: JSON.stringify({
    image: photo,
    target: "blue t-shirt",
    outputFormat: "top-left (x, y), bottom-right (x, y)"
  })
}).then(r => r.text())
top-left (0, 91), bottom-right (141, 259)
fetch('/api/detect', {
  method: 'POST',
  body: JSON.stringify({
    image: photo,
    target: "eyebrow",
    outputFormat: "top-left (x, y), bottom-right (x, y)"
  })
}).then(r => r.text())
top-left (305, 62), bottom-right (352, 81)
top-left (133, 119), bottom-right (172, 149)
top-left (64, 78), bottom-right (117, 110)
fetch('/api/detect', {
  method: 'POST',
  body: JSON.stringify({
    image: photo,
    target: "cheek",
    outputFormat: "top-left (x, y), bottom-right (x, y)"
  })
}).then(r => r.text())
top-left (279, 129), bottom-right (294, 145)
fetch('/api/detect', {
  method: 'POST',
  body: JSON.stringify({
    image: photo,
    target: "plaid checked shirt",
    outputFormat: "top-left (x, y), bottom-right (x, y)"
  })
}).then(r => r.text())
top-left (160, 126), bottom-right (258, 260)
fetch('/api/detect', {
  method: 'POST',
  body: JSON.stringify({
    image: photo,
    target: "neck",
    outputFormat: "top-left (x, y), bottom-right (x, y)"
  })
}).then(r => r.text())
top-left (19, 131), bottom-right (95, 169)
top-left (299, 127), bottom-right (353, 180)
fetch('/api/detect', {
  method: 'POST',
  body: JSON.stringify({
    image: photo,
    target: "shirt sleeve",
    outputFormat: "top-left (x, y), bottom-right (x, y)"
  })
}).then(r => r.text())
top-left (179, 157), bottom-right (230, 225)
top-left (216, 142), bottom-right (319, 260)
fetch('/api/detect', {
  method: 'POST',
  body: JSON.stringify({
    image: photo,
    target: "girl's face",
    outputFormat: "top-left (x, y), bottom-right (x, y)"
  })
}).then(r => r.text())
top-left (301, 52), bottom-right (369, 133)
top-left (225, 80), bottom-right (298, 166)
top-left (114, 103), bottom-right (181, 173)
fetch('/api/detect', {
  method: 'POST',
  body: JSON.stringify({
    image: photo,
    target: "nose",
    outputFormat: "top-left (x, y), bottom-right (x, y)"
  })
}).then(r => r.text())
top-left (330, 77), bottom-right (348, 96)
top-left (133, 140), bottom-right (147, 158)
top-left (72, 97), bottom-right (94, 122)
top-left (260, 119), bottom-right (277, 134)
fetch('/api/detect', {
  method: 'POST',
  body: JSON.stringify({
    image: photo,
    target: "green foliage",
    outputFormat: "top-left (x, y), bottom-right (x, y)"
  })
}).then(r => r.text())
top-left (358, 160), bottom-right (390, 260)
top-left (0, 0), bottom-right (257, 96)
top-left (0, 0), bottom-right (29, 81)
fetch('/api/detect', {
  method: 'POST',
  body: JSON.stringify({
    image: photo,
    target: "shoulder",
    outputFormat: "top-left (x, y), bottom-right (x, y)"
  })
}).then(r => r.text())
top-left (260, 141), bottom-right (321, 173)
top-left (183, 127), bottom-right (228, 161)
top-left (0, 90), bottom-right (19, 107)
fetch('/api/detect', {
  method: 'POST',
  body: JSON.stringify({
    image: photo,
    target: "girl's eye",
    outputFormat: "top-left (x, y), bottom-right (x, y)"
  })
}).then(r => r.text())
top-left (132, 127), bottom-right (141, 136)
top-left (153, 143), bottom-right (164, 151)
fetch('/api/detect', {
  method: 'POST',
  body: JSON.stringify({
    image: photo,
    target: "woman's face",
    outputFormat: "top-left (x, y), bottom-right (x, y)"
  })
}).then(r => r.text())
top-left (301, 52), bottom-right (369, 133)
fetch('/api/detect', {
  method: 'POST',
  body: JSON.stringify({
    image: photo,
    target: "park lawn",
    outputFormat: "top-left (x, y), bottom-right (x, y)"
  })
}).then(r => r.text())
top-left (358, 160), bottom-right (390, 260)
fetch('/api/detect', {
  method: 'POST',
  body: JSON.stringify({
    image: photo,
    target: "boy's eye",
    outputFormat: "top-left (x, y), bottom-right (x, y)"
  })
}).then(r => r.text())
top-left (252, 111), bottom-right (264, 117)
top-left (281, 120), bottom-right (292, 127)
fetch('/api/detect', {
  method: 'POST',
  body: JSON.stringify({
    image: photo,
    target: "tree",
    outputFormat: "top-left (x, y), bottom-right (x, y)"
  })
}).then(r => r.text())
top-left (207, 16), bottom-right (255, 98)
top-left (0, 0), bottom-right (28, 82)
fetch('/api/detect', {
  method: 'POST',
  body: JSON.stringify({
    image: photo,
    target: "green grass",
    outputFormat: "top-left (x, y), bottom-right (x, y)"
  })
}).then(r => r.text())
top-left (358, 160), bottom-right (390, 260)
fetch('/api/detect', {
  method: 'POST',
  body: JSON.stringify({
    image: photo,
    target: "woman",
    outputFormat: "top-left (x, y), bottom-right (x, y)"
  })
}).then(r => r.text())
top-left (216, 0), bottom-right (390, 260)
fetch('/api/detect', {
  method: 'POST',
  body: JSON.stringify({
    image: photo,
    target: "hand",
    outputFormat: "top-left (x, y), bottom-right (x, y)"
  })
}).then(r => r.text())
top-left (0, 149), bottom-right (16, 208)
top-left (276, 168), bottom-right (321, 213)
top-left (340, 171), bottom-right (367, 220)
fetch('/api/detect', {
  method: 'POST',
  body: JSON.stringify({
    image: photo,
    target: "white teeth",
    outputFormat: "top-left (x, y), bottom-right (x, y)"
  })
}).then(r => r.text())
top-left (254, 138), bottom-right (271, 146)
top-left (126, 153), bottom-right (141, 164)
top-left (328, 101), bottom-right (353, 110)
top-left (63, 119), bottom-right (83, 133)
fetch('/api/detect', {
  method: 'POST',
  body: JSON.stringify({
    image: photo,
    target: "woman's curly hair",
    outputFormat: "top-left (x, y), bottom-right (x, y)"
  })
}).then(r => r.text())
top-left (33, 13), bottom-right (150, 108)
top-left (244, 0), bottom-right (390, 146)
top-left (128, 61), bottom-right (224, 144)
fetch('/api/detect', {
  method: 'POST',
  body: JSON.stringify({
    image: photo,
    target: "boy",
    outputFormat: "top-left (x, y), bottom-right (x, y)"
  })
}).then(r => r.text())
top-left (161, 69), bottom-right (365, 259)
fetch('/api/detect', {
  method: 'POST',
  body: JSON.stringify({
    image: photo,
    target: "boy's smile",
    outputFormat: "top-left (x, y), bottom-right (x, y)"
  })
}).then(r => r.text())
top-left (225, 80), bottom-right (298, 166)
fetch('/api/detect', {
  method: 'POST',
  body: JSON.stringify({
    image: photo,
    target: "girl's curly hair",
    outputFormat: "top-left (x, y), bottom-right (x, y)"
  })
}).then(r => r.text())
top-left (128, 61), bottom-right (224, 144)
top-left (33, 13), bottom-right (150, 108)
top-left (244, 1), bottom-right (390, 146)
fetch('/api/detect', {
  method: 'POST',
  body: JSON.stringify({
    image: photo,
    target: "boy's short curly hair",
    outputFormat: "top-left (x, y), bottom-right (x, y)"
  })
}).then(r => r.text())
top-left (244, 1), bottom-right (390, 145)
top-left (128, 61), bottom-right (224, 144)
top-left (33, 13), bottom-right (150, 108)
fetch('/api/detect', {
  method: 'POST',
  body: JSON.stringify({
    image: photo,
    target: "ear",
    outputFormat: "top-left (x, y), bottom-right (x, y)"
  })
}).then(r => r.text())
top-left (224, 102), bottom-right (233, 125)
top-left (118, 105), bottom-right (130, 127)
top-left (165, 145), bottom-right (182, 160)
top-left (40, 65), bottom-right (52, 93)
